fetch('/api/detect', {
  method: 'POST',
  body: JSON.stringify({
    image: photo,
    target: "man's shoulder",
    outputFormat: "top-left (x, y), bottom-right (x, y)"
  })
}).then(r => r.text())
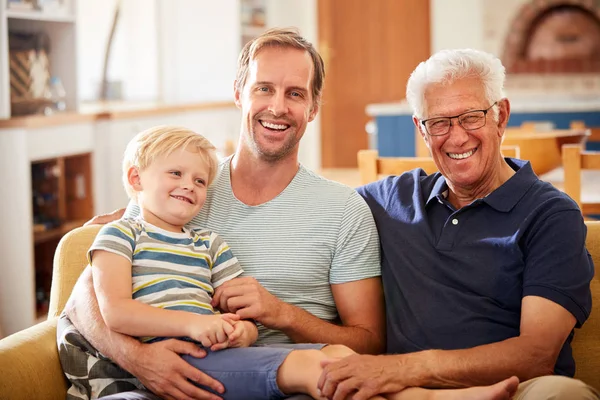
top-left (357, 168), bottom-right (439, 202)
top-left (297, 166), bottom-right (360, 200)
top-left (526, 177), bottom-right (580, 213)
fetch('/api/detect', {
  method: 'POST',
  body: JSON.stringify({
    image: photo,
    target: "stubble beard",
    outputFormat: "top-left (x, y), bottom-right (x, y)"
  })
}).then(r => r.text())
top-left (248, 118), bottom-right (299, 163)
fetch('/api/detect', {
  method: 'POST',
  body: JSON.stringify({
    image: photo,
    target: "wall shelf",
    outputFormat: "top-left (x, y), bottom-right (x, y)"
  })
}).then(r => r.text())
top-left (6, 10), bottom-right (75, 23)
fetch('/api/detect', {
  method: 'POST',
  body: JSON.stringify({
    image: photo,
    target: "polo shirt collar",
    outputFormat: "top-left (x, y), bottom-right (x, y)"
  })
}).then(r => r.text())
top-left (483, 158), bottom-right (537, 212)
top-left (425, 158), bottom-right (538, 212)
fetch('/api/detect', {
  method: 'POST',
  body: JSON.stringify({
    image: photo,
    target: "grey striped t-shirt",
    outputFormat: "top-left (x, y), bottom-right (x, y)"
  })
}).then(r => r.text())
top-left (126, 158), bottom-right (381, 345)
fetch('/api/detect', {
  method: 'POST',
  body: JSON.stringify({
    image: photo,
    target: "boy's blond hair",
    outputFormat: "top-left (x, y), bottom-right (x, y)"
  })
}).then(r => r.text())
top-left (122, 125), bottom-right (219, 200)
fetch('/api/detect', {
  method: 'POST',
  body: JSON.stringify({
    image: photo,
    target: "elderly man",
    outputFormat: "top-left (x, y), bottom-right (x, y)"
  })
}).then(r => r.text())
top-left (318, 49), bottom-right (597, 400)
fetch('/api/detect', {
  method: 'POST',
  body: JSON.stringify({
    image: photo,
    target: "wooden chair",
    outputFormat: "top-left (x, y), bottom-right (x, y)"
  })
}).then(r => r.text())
top-left (562, 144), bottom-right (600, 216)
top-left (571, 121), bottom-right (600, 143)
top-left (357, 146), bottom-right (520, 185)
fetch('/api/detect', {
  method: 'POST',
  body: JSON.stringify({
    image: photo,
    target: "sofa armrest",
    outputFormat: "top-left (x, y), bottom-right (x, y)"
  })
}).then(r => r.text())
top-left (0, 318), bottom-right (67, 400)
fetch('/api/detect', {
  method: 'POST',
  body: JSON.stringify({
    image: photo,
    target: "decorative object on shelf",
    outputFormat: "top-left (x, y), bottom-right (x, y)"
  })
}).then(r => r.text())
top-left (9, 31), bottom-right (53, 116)
top-left (31, 0), bottom-right (64, 12)
top-left (100, 0), bottom-right (122, 100)
top-left (240, 0), bottom-right (266, 48)
top-left (7, 0), bottom-right (34, 11)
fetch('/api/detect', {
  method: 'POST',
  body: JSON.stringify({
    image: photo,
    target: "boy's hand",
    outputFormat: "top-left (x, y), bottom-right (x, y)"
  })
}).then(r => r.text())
top-left (210, 320), bottom-right (258, 351)
top-left (189, 314), bottom-right (239, 348)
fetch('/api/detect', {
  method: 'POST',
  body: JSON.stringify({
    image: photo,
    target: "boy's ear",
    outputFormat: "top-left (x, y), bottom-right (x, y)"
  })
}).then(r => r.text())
top-left (127, 166), bottom-right (143, 191)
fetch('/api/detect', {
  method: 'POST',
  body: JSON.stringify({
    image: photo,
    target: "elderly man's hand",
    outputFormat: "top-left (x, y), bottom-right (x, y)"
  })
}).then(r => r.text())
top-left (211, 277), bottom-right (288, 329)
top-left (317, 354), bottom-right (406, 400)
top-left (84, 208), bottom-right (126, 226)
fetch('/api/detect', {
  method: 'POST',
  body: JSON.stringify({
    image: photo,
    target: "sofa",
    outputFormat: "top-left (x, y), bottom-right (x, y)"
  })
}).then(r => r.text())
top-left (1, 222), bottom-right (600, 399)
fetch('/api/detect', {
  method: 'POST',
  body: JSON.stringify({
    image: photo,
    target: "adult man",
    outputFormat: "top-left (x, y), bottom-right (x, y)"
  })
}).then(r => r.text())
top-left (64, 28), bottom-right (385, 400)
top-left (317, 49), bottom-right (598, 400)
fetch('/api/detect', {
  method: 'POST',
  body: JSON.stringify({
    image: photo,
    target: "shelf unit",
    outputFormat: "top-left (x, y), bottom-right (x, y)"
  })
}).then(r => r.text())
top-left (0, 0), bottom-right (78, 119)
top-left (31, 152), bottom-right (93, 317)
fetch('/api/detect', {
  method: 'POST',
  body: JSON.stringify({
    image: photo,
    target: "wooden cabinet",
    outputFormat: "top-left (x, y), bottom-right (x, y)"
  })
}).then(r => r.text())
top-left (31, 152), bottom-right (93, 317)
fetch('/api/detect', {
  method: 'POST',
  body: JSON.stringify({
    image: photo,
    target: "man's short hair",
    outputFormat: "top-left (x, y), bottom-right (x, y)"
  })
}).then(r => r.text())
top-left (122, 125), bottom-right (219, 200)
top-left (235, 27), bottom-right (325, 109)
top-left (406, 49), bottom-right (506, 120)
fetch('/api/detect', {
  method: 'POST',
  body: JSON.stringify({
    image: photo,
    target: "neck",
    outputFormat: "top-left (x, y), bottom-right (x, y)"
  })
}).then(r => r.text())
top-left (447, 158), bottom-right (515, 209)
top-left (139, 208), bottom-right (184, 233)
top-left (229, 147), bottom-right (300, 206)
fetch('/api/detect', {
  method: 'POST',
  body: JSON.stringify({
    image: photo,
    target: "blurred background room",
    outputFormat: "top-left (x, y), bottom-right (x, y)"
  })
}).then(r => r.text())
top-left (0, 0), bottom-right (599, 338)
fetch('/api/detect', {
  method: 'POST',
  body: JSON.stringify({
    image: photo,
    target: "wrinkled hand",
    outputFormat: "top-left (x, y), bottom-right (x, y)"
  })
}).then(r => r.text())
top-left (212, 277), bottom-right (287, 328)
top-left (129, 339), bottom-right (224, 400)
top-left (317, 354), bottom-right (406, 400)
top-left (84, 208), bottom-right (126, 226)
top-left (210, 320), bottom-right (259, 351)
top-left (189, 313), bottom-right (239, 348)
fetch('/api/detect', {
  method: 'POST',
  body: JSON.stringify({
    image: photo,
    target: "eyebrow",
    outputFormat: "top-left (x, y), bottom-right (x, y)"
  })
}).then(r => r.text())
top-left (254, 81), bottom-right (309, 94)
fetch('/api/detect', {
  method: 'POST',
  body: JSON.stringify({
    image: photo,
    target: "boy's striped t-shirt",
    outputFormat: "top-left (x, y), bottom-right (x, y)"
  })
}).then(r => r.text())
top-left (88, 218), bottom-right (242, 341)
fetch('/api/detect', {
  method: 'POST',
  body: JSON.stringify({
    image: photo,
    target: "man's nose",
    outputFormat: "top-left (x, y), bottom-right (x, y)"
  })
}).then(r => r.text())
top-left (268, 92), bottom-right (287, 116)
top-left (447, 118), bottom-right (470, 145)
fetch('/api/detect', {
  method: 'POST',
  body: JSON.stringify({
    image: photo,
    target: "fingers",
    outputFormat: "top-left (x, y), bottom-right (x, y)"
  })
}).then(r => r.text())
top-left (220, 313), bottom-right (240, 323)
top-left (166, 339), bottom-right (207, 358)
top-left (84, 208), bottom-right (126, 226)
top-left (178, 362), bottom-right (225, 399)
top-left (210, 341), bottom-right (230, 351)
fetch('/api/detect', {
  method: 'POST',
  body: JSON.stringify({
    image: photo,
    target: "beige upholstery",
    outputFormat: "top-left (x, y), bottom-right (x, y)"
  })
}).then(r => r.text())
top-left (572, 220), bottom-right (600, 389)
top-left (0, 223), bottom-right (599, 398)
top-left (0, 224), bottom-right (100, 400)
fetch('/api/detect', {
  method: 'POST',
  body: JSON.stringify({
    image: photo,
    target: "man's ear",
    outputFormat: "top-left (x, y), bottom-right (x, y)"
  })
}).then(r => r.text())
top-left (308, 101), bottom-right (320, 122)
top-left (234, 80), bottom-right (242, 109)
top-left (496, 98), bottom-right (511, 138)
top-left (413, 116), bottom-right (430, 149)
top-left (127, 166), bottom-right (143, 191)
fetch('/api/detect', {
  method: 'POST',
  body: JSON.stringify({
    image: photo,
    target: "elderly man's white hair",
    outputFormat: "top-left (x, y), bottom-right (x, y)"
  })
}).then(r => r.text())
top-left (406, 49), bottom-right (506, 120)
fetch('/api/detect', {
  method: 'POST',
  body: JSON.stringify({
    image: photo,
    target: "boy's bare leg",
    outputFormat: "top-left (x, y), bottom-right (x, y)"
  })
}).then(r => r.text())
top-left (277, 346), bottom-right (519, 400)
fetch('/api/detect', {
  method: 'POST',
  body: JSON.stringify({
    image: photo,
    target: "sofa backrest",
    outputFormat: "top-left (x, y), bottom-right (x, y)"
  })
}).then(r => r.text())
top-left (48, 224), bottom-right (101, 318)
top-left (573, 220), bottom-right (600, 389)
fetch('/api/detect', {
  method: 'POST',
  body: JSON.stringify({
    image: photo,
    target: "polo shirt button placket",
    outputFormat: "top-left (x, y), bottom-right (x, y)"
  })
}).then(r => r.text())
top-left (452, 218), bottom-right (459, 225)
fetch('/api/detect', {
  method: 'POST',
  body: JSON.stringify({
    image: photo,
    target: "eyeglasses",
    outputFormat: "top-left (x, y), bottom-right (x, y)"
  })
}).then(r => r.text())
top-left (420, 102), bottom-right (498, 136)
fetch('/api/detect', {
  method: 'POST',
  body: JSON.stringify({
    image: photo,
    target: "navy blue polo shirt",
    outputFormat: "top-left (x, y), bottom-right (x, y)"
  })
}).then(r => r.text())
top-left (357, 159), bottom-right (594, 377)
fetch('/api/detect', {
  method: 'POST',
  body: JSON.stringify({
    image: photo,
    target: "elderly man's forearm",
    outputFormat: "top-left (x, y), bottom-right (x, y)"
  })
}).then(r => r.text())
top-left (402, 337), bottom-right (557, 389)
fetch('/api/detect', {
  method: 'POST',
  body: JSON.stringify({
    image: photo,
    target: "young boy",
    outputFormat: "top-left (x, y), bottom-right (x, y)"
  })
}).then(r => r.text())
top-left (58, 126), bottom-right (518, 400)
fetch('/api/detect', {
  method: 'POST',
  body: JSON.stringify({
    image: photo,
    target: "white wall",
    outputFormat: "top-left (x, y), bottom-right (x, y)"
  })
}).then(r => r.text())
top-left (430, 0), bottom-right (485, 53)
top-left (77, 0), bottom-right (159, 102)
top-left (157, 0), bottom-right (240, 103)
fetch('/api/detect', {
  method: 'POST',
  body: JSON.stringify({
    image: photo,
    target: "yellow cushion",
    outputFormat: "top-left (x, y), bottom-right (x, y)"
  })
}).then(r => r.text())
top-left (573, 220), bottom-right (600, 389)
top-left (48, 224), bottom-right (101, 318)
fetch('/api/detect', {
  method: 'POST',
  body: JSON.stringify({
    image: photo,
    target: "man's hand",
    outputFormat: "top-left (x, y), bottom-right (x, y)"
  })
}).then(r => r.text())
top-left (84, 208), bottom-right (126, 226)
top-left (212, 277), bottom-right (287, 328)
top-left (128, 339), bottom-right (225, 400)
top-left (188, 314), bottom-right (239, 348)
top-left (317, 354), bottom-right (406, 400)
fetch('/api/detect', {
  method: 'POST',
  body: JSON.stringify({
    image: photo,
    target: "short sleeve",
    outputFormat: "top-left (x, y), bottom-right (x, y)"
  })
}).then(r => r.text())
top-left (330, 191), bottom-right (381, 284)
top-left (522, 209), bottom-right (594, 327)
top-left (206, 231), bottom-right (243, 288)
top-left (88, 220), bottom-right (136, 265)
